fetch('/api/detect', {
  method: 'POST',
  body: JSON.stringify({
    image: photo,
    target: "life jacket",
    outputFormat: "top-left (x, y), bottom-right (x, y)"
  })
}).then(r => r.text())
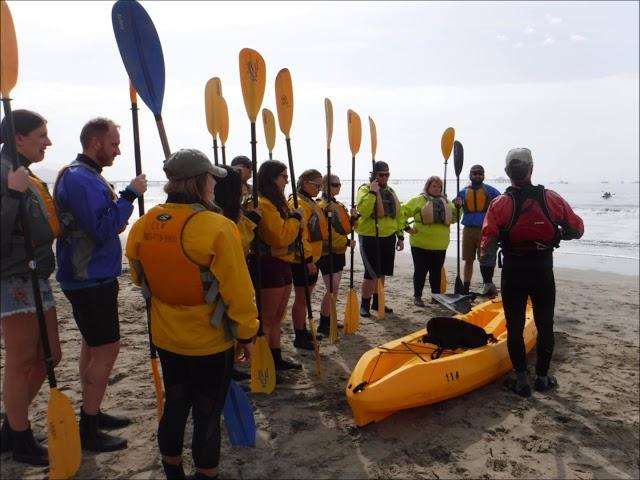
top-left (419, 194), bottom-right (452, 225)
top-left (323, 199), bottom-right (352, 236)
top-left (463, 184), bottom-right (490, 213)
top-left (298, 193), bottom-right (328, 242)
top-left (498, 185), bottom-right (561, 254)
top-left (379, 187), bottom-right (400, 218)
top-left (54, 161), bottom-right (117, 236)
top-left (134, 204), bottom-right (233, 338)
top-left (28, 174), bottom-right (61, 238)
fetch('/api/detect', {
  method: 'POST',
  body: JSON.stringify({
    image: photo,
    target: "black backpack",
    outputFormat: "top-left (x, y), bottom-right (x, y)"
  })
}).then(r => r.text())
top-left (422, 316), bottom-right (496, 359)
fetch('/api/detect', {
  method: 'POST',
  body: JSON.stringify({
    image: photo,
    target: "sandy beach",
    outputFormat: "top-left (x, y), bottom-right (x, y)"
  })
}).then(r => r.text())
top-left (1, 253), bottom-right (638, 480)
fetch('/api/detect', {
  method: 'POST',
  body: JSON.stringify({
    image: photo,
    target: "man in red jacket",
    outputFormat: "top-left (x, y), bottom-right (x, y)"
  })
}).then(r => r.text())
top-left (480, 148), bottom-right (584, 397)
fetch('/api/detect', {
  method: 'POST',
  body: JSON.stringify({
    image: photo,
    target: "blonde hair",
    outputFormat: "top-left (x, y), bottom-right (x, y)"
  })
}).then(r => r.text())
top-left (423, 176), bottom-right (444, 196)
top-left (296, 169), bottom-right (322, 192)
top-left (164, 173), bottom-right (221, 212)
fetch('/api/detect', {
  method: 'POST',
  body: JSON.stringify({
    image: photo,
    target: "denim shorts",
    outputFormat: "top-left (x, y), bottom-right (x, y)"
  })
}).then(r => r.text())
top-left (0, 276), bottom-right (56, 318)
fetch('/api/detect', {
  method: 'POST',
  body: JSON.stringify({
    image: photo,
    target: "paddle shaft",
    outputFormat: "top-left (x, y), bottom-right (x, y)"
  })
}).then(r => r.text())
top-left (443, 160), bottom-right (448, 195)
top-left (456, 175), bottom-right (461, 280)
top-left (154, 114), bottom-right (171, 158)
top-left (212, 137), bottom-right (219, 166)
top-left (349, 155), bottom-right (356, 289)
top-left (130, 95), bottom-right (145, 216)
top-left (221, 145), bottom-right (226, 165)
top-left (249, 122), bottom-right (263, 333)
top-left (2, 98), bottom-right (57, 389)
top-left (326, 147), bottom-right (333, 295)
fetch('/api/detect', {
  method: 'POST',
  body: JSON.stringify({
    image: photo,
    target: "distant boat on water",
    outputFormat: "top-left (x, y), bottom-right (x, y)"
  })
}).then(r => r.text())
top-left (602, 191), bottom-right (614, 199)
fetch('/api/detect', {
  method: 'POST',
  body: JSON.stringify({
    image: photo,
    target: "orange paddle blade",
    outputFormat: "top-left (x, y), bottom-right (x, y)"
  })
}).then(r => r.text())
top-left (347, 109), bottom-right (361, 157)
top-left (274, 68), bottom-right (294, 138)
top-left (251, 334), bottom-right (276, 394)
top-left (441, 127), bottom-right (455, 161)
top-left (376, 278), bottom-right (385, 320)
top-left (129, 81), bottom-right (137, 103)
top-left (261, 108), bottom-right (276, 154)
top-left (47, 389), bottom-right (81, 480)
top-left (343, 288), bottom-right (360, 334)
top-left (239, 48), bottom-right (266, 123)
top-left (369, 116), bottom-right (377, 161)
top-left (0, 0), bottom-right (18, 97)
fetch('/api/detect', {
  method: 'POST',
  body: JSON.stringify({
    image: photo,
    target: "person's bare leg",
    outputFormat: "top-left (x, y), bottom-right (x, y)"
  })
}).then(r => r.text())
top-left (80, 340), bottom-right (120, 415)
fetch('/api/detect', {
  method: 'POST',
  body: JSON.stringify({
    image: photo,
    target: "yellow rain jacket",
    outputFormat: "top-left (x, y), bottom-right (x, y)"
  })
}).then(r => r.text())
top-left (401, 194), bottom-right (458, 250)
top-left (317, 196), bottom-right (351, 254)
top-left (355, 184), bottom-right (405, 238)
top-left (256, 196), bottom-right (300, 263)
top-left (126, 203), bottom-right (258, 356)
top-left (288, 192), bottom-right (327, 263)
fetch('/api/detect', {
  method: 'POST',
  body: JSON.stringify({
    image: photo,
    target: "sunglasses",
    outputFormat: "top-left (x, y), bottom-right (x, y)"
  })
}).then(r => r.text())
top-left (308, 180), bottom-right (322, 187)
top-left (330, 182), bottom-right (341, 187)
top-left (377, 173), bottom-right (390, 177)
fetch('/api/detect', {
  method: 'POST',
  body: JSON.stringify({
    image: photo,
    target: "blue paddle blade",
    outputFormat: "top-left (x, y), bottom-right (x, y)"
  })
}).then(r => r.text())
top-left (223, 380), bottom-right (256, 447)
top-left (112, 0), bottom-right (165, 115)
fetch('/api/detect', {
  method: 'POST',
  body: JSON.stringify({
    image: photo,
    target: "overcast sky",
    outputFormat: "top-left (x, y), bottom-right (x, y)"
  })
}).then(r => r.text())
top-left (5, 1), bottom-right (639, 183)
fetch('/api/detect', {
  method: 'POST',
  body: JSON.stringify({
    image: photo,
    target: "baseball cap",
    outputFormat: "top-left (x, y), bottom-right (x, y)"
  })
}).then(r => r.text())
top-left (504, 148), bottom-right (533, 181)
top-left (371, 160), bottom-right (390, 173)
top-left (163, 148), bottom-right (227, 180)
top-left (230, 155), bottom-right (252, 169)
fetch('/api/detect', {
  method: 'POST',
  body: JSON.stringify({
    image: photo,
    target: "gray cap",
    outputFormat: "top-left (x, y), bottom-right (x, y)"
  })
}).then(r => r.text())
top-left (163, 148), bottom-right (227, 180)
top-left (505, 148), bottom-right (533, 168)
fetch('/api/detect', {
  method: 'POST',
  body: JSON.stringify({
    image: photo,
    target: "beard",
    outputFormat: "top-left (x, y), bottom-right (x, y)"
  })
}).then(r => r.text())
top-left (95, 147), bottom-right (113, 166)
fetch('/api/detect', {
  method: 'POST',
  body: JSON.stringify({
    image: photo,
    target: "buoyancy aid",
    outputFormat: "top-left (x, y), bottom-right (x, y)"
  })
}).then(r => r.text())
top-left (322, 199), bottom-right (352, 236)
top-left (419, 194), bottom-right (452, 225)
top-left (498, 184), bottom-right (561, 253)
top-left (463, 185), bottom-right (490, 213)
top-left (376, 187), bottom-right (401, 218)
top-left (299, 193), bottom-right (328, 242)
top-left (28, 174), bottom-right (61, 238)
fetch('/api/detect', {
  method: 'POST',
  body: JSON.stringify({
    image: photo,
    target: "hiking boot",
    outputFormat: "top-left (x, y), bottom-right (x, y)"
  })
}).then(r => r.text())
top-left (80, 409), bottom-right (127, 452)
top-left (97, 410), bottom-right (131, 430)
top-left (480, 282), bottom-right (497, 298)
top-left (413, 297), bottom-right (425, 307)
top-left (11, 427), bottom-right (48, 466)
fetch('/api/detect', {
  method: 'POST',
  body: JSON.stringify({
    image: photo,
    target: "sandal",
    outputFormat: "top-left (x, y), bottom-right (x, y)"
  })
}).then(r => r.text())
top-left (533, 375), bottom-right (558, 392)
top-left (503, 376), bottom-right (532, 398)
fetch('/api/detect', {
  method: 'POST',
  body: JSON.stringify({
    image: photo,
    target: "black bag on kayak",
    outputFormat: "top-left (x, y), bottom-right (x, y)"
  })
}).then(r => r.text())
top-left (422, 316), bottom-right (496, 359)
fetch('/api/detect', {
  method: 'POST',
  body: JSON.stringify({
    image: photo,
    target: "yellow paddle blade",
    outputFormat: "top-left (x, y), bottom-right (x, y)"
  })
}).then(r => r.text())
top-left (440, 266), bottom-right (447, 294)
top-left (0, 0), bottom-right (18, 98)
top-left (274, 68), bottom-right (294, 138)
top-left (215, 96), bottom-right (229, 145)
top-left (329, 293), bottom-right (338, 343)
top-left (204, 77), bottom-right (220, 137)
top-left (441, 127), bottom-right (455, 161)
top-left (308, 318), bottom-right (322, 377)
top-left (324, 98), bottom-right (333, 149)
top-left (369, 116), bottom-right (377, 161)
top-left (376, 278), bottom-right (385, 320)
top-left (151, 357), bottom-right (164, 419)
top-left (48, 389), bottom-right (81, 480)
top-left (343, 288), bottom-right (360, 334)
top-left (261, 108), bottom-right (276, 154)
top-left (347, 109), bottom-right (361, 157)
top-left (239, 48), bottom-right (266, 123)
top-left (251, 334), bottom-right (276, 394)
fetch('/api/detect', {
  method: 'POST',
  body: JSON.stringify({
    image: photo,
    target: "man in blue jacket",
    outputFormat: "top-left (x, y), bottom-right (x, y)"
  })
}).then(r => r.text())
top-left (454, 165), bottom-right (501, 296)
top-left (54, 118), bottom-right (147, 452)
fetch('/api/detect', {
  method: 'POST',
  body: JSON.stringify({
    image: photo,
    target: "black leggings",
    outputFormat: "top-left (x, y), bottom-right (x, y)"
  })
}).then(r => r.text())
top-left (501, 259), bottom-right (556, 376)
top-left (410, 247), bottom-right (446, 297)
top-left (156, 347), bottom-right (234, 469)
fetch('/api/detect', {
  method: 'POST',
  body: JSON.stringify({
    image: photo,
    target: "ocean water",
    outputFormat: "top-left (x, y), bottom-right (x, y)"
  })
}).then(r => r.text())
top-left (115, 178), bottom-right (639, 277)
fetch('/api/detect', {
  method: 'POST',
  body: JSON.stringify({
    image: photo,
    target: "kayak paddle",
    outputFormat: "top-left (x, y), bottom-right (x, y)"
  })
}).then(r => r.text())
top-left (112, 0), bottom-right (171, 158)
top-left (368, 116), bottom-right (385, 320)
top-left (204, 77), bottom-right (222, 165)
top-left (261, 108), bottom-right (276, 160)
top-left (216, 95), bottom-right (229, 165)
top-left (324, 98), bottom-right (338, 343)
top-left (1, 2), bottom-right (81, 477)
top-left (344, 109), bottom-right (362, 334)
top-left (453, 140), bottom-right (465, 294)
top-left (223, 380), bottom-right (256, 447)
top-left (440, 127), bottom-right (455, 294)
top-left (275, 67), bottom-right (321, 376)
top-left (239, 48), bottom-right (275, 394)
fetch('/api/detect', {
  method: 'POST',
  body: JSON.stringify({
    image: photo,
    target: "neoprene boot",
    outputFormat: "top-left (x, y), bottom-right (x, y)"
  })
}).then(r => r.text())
top-left (80, 408), bottom-right (127, 452)
top-left (360, 297), bottom-right (371, 317)
top-left (1, 415), bottom-right (46, 452)
top-left (161, 460), bottom-right (187, 480)
top-left (11, 427), bottom-right (48, 466)
top-left (271, 348), bottom-right (302, 371)
top-left (293, 329), bottom-right (315, 350)
top-left (372, 294), bottom-right (393, 313)
top-left (193, 472), bottom-right (218, 480)
top-left (317, 315), bottom-right (330, 335)
top-left (97, 410), bottom-right (131, 430)
top-left (463, 282), bottom-right (471, 295)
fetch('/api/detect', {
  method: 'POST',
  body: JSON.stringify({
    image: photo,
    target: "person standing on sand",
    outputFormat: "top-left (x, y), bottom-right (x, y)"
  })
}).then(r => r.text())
top-left (356, 161), bottom-right (405, 317)
top-left (0, 110), bottom-right (60, 466)
top-left (54, 117), bottom-right (147, 452)
top-left (481, 147), bottom-right (584, 397)
top-left (126, 149), bottom-right (258, 480)
top-left (401, 175), bottom-right (458, 306)
top-left (453, 164), bottom-right (501, 296)
top-left (230, 155), bottom-right (252, 206)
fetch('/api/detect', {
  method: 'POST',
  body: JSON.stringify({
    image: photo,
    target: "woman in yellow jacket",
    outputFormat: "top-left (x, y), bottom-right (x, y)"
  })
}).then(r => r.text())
top-left (401, 175), bottom-right (458, 306)
top-left (287, 169), bottom-right (327, 350)
top-left (250, 159), bottom-right (304, 371)
top-left (316, 174), bottom-right (357, 335)
top-left (126, 149), bottom-right (259, 480)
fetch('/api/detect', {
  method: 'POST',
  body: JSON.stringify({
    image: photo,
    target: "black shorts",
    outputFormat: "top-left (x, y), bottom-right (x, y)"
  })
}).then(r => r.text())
top-left (316, 252), bottom-right (346, 276)
top-left (359, 235), bottom-right (397, 280)
top-left (63, 279), bottom-right (120, 347)
top-left (248, 255), bottom-right (292, 289)
top-left (291, 262), bottom-right (319, 287)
